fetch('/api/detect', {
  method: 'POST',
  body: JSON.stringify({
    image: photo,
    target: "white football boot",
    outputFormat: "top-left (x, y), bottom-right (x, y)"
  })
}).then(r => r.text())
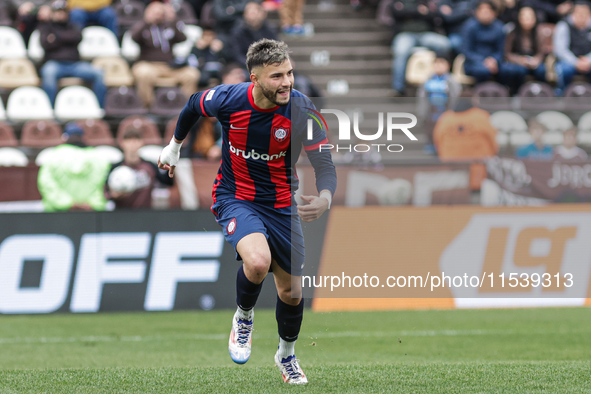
top-left (228, 309), bottom-right (254, 364)
top-left (274, 352), bottom-right (308, 384)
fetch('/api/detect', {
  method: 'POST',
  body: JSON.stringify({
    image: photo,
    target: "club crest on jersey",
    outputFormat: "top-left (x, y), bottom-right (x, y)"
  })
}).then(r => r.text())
top-left (227, 218), bottom-right (237, 235)
top-left (273, 127), bottom-right (290, 143)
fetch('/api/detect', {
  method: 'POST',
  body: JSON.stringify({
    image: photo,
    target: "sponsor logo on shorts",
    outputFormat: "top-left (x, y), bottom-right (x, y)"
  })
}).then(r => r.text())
top-left (227, 218), bottom-right (237, 235)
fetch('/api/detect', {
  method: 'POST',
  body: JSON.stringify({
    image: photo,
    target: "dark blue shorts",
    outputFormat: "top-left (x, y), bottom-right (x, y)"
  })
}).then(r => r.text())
top-left (211, 198), bottom-right (305, 276)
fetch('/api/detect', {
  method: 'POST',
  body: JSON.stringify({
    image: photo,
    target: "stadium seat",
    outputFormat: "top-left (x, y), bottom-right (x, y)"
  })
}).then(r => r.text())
top-left (0, 122), bottom-right (17, 147)
top-left (0, 27), bottom-right (27, 58)
top-left (150, 87), bottom-right (187, 116)
top-left (121, 30), bottom-right (140, 61)
top-left (117, 115), bottom-right (163, 146)
top-left (0, 97), bottom-right (5, 121)
top-left (6, 86), bottom-right (53, 121)
top-left (104, 86), bottom-right (148, 117)
top-left (0, 58), bottom-right (40, 88)
top-left (509, 129), bottom-right (532, 147)
top-left (34, 146), bottom-right (58, 166)
top-left (92, 56), bottom-right (134, 87)
top-left (0, 5), bottom-right (12, 27)
top-left (27, 30), bottom-right (44, 63)
top-left (564, 82), bottom-right (591, 110)
top-left (78, 26), bottom-right (120, 60)
top-left (542, 131), bottom-right (563, 145)
top-left (472, 82), bottom-right (511, 111)
top-left (0, 147), bottom-right (28, 166)
top-left (176, 1), bottom-right (198, 25)
top-left (577, 111), bottom-right (591, 145)
top-left (405, 50), bottom-right (435, 86)
top-left (20, 119), bottom-right (63, 148)
top-left (93, 145), bottom-right (123, 164)
top-left (536, 111), bottom-right (573, 132)
top-left (451, 54), bottom-right (476, 85)
top-left (173, 24), bottom-right (203, 58)
top-left (54, 86), bottom-right (105, 120)
top-left (538, 23), bottom-right (555, 54)
top-left (490, 111), bottom-right (527, 148)
top-left (78, 119), bottom-right (115, 146)
top-left (138, 144), bottom-right (163, 164)
top-left (517, 81), bottom-right (555, 110)
top-left (114, 0), bottom-right (145, 30)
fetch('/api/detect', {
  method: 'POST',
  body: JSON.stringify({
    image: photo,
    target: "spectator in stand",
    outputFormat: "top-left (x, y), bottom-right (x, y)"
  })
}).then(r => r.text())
top-left (390, 0), bottom-right (451, 96)
top-left (229, 1), bottom-right (277, 66)
top-left (130, 1), bottom-right (199, 107)
top-left (106, 129), bottom-right (173, 209)
top-left (67, 0), bottom-right (118, 37)
top-left (417, 56), bottom-right (462, 150)
top-left (279, 0), bottom-right (305, 36)
top-left (212, 0), bottom-right (250, 40)
top-left (9, 0), bottom-right (52, 45)
top-left (187, 27), bottom-right (227, 87)
top-left (504, 6), bottom-right (547, 87)
top-left (39, 0), bottom-right (106, 106)
top-left (515, 118), bottom-right (554, 160)
top-left (37, 122), bottom-right (110, 212)
top-left (553, 1), bottom-right (591, 94)
top-left (497, 0), bottom-right (519, 24)
top-left (521, 0), bottom-right (572, 23)
top-left (439, 0), bottom-right (478, 54)
top-left (462, 0), bottom-right (520, 86)
top-left (554, 127), bottom-right (588, 160)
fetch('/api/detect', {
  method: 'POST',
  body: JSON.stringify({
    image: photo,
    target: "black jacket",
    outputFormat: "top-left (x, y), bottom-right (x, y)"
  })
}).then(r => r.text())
top-left (39, 21), bottom-right (82, 63)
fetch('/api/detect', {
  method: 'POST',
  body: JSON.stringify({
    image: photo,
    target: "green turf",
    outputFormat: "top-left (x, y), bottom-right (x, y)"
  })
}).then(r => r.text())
top-left (0, 307), bottom-right (590, 393)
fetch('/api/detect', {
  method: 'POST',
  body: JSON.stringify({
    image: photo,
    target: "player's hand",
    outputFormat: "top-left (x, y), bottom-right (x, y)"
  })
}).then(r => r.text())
top-left (158, 141), bottom-right (181, 178)
top-left (297, 195), bottom-right (329, 222)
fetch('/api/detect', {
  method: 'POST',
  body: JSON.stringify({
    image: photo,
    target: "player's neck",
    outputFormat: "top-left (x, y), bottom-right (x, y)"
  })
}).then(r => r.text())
top-left (252, 85), bottom-right (277, 109)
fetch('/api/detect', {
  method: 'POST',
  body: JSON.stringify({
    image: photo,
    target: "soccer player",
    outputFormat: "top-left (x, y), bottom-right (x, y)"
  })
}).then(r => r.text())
top-left (158, 38), bottom-right (336, 385)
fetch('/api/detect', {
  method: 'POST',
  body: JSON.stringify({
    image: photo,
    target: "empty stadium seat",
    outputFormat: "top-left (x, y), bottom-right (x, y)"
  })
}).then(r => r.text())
top-left (517, 81), bottom-right (555, 110)
top-left (536, 111), bottom-right (573, 132)
top-left (92, 56), bottom-right (134, 87)
top-left (542, 131), bottom-right (563, 145)
top-left (150, 87), bottom-right (186, 116)
top-left (472, 82), bottom-right (511, 111)
top-left (451, 54), bottom-right (476, 85)
top-left (0, 27), bottom-right (27, 58)
top-left (27, 30), bottom-right (44, 63)
top-left (20, 119), bottom-right (63, 148)
top-left (176, 1), bottom-right (198, 25)
top-left (78, 26), bottom-right (120, 60)
top-left (405, 50), bottom-right (435, 86)
top-left (35, 146), bottom-right (58, 166)
top-left (121, 30), bottom-right (140, 61)
top-left (104, 86), bottom-right (148, 117)
top-left (78, 119), bottom-right (115, 146)
top-left (0, 147), bottom-right (28, 166)
top-left (577, 111), bottom-right (591, 145)
top-left (54, 86), bottom-right (105, 120)
top-left (6, 86), bottom-right (53, 121)
top-left (0, 58), bottom-right (40, 88)
top-left (93, 145), bottom-right (123, 164)
top-left (490, 111), bottom-right (527, 148)
top-left (138, 145), bottom-right (163, 164)
top-left (564, 82), bottom-right (591, 110)
top-left (0, 122), bottom-right (17, 147)
top-left (173, 24), bottom-right (203, 58)
top-left (114, 0), bottom-right (145, 30)
top-left (117, 115), bottom-right (163, 145)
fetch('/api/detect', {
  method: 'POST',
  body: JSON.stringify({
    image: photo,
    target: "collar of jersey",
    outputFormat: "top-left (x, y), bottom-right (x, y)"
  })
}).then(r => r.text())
top-left (248, 83), bottom-right (280, 113)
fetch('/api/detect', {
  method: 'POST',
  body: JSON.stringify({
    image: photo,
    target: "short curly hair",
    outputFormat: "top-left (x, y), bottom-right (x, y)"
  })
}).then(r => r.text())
top-left (245, 39), bottom-right (291, 74)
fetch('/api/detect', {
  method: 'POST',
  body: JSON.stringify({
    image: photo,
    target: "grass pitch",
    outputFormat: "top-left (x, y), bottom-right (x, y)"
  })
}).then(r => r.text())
top-left (0, 307), bottom-right (590, 393)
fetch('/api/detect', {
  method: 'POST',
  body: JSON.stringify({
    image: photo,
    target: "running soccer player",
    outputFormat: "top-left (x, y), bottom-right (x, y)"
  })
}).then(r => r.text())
top-left (158, 39), bottom-right (336, 385)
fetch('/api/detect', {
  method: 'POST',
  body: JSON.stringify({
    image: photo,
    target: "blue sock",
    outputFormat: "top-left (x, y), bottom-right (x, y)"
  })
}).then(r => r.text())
top-left (276, 296), bottom-right (304, 342)
top-left (236, 265), bottom-right (263, 311)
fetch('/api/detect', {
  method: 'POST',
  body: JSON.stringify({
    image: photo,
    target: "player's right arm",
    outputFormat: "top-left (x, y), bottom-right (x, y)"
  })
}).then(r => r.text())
top-left (158, 87), bottom-right (227, 177)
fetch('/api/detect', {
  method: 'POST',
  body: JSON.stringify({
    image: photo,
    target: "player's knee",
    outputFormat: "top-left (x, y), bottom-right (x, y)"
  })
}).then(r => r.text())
top-left (278, 288), bottom-right (301, 306)
top-left (244, 250), bottom-right (271, 276)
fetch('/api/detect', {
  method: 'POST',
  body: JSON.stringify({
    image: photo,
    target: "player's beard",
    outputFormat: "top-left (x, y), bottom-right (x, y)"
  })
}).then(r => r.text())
top-left (260, 82), bottom-right (292, 106)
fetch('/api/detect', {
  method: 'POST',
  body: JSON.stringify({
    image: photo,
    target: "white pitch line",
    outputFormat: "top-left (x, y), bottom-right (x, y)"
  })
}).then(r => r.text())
top-left (0, 327), bottom-right (573, 345)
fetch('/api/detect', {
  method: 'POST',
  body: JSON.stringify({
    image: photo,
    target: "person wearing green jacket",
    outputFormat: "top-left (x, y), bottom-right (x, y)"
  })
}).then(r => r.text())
top-left (37, 122), bottom-right (110, 212)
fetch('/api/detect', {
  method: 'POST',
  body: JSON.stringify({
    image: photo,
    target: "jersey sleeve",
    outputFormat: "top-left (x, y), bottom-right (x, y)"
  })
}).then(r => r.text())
top-left (174, 87), bottom-right (228, 141)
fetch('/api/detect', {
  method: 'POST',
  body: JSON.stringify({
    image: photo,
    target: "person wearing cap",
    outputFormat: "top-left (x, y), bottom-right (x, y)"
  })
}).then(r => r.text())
top-left (37, 121), bottom-right (110, 212)
top-left (553, 1), bottom-right (591, 93)
top-left (39, 0), bottom-right (107, 107)
top-left (67, 0), bottom-right (118, 37)
top-left (105, 129), bottom-right (174, 209)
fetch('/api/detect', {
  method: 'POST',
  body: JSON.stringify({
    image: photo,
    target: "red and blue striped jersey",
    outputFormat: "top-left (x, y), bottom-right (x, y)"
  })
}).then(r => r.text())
top-left (174, 82), bottom-right (337, 208)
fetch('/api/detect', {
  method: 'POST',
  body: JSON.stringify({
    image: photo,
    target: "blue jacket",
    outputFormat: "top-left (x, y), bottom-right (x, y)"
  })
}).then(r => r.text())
top-left (461, 17), bottom-right (505, 65)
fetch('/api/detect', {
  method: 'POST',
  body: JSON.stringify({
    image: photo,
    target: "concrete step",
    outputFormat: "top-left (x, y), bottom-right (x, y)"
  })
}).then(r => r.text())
top-left (320, 88), bottom-right (395, 97)
top-left (290, 46), bottom-right (392, 63)
top-left (307, 75), bottom-right (392, 90)
top-left (295, 59), bottom-right (392, 73)
top-left (282, 31), bottom-right (392, 46)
